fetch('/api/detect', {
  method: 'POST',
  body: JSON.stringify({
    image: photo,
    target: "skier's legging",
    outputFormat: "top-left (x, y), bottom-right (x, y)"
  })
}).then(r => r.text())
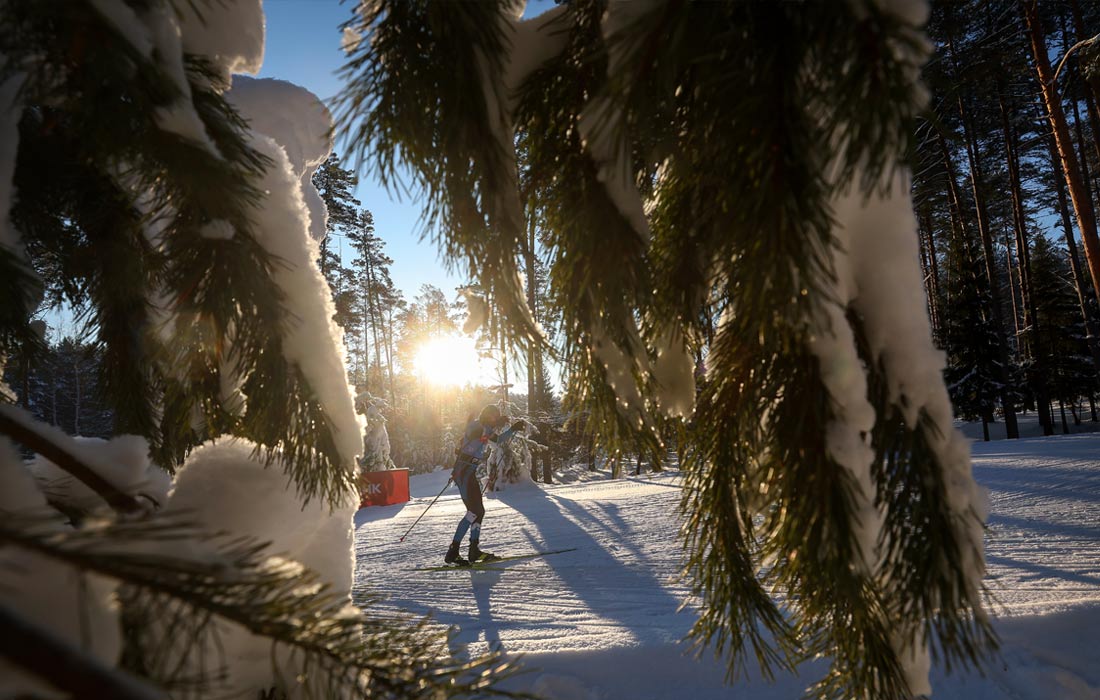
top-left (451, 462), bottom-right (485, 544)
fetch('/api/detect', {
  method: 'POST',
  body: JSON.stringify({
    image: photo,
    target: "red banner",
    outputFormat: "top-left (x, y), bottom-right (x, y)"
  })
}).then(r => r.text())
top-left (359, 469), bottom-right (411, 507)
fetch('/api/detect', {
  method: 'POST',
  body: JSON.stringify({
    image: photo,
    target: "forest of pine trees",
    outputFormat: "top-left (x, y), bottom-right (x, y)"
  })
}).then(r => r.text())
top-left (916, 0), bottom-right (1100, 440)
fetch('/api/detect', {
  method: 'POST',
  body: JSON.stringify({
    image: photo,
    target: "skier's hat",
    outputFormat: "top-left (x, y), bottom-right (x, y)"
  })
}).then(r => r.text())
top-left (478, 404), bottom-right (502, 425)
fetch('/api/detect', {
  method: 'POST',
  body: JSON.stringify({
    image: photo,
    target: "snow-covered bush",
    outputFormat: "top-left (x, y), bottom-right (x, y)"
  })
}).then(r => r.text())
top-left (355, 389), bottom-right (395, 472)
top-left (484, 418), bottom-right (545, 490)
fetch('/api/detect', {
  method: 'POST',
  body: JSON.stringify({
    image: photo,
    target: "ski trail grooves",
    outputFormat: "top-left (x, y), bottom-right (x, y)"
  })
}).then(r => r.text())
top-left (979, 435), bottom-right (1100, 616)
top-left (352, 436), bottom-right (1100, 698)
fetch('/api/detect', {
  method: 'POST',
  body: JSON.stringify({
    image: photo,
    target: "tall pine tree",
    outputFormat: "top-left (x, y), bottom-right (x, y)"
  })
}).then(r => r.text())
top-left (311, 152), bottom-right (361, 337)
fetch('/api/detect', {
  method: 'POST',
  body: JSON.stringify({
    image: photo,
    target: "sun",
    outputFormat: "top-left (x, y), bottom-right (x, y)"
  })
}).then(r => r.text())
top-left (414, 334), bottom-right (484, 387)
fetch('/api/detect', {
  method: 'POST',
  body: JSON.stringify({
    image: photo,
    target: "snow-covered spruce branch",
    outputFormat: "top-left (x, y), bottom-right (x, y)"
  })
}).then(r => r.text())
top-left (0, 512), bottom-right (518, 699)
top-left (4, 1), bottom-right (361, 508)
top-left (0, 405), bottom-right (149, 516)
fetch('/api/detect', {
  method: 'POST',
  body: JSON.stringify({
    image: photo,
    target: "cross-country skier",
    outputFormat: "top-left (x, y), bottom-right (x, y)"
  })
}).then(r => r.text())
top-left (445, 404), bottom-right (525, 565)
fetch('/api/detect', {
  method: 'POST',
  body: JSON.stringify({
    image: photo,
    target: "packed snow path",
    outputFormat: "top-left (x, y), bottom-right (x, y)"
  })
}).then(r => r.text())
top-left (353, 435), bottom-right (1100, 699)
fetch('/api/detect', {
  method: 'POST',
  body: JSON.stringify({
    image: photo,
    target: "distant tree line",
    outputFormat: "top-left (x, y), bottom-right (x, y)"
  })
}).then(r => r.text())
top-left (3, 335), bottom-right (112, 440)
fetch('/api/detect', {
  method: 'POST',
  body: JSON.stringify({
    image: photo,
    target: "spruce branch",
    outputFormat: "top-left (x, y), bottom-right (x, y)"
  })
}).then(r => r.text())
top-left (515, 0), bottom-right (660, 459)
top-left (324, 0), bottom-right (996, 696)
top-left (851, 310), bottom-right (998, 674)
top-left (6, 2), bottom-right (356, 505)
top-left (0, 247), bottom-right (44, 363)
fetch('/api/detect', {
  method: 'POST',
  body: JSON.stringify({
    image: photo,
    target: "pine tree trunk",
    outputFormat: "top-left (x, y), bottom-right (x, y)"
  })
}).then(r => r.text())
top-left (1069, 81), bottom-right (1097, 230)
top-left (501, 318), bottom-right (508, 406)
top-left (384, 307), bottom-right (397, 407)
top-left (917, 223), bottom-right (932, 318)
top-left (920, 210), bottom-right (943, 339)
top-left (947, 11), bottom-right (1008, 318)
top-left (1003, 226), bottom-right (1022, 341)
top-left (525, 222), bottom-right (538, 415)
top-left (319, 234), bottom-right (331, 280)
top-left (365, 255), bottom-right (384, 390)
top-left (1024, 0), bottom-right (1100, 310)
top-left (363, 256), bottom-right (375, 389)
top-left (917, 214), bottom-right (939, 336)
top-left (73, 357), bottom-right (81, 437)
top-left (1000, 79), bottom-right (1055, 436)
top-left (19, 353), bottom-right (30, 410)
top-left (935, 125), bottom-right (1021, 438)
top-left (935, 129), bottom-right (976, 277)
top-left (1066, 85), bottom-right (1100, 380)
top-left (359, 283), bottom-right (369, 388)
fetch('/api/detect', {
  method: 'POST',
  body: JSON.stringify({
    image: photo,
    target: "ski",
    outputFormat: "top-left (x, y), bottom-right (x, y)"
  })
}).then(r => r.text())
top-left (417, 547), bottom-right (577, 572)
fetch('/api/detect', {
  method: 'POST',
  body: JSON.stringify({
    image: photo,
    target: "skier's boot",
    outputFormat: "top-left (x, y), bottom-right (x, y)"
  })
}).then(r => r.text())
top-left (468, 543), bottom-right (498, 563)
top-left (445, 541), bottom-right (466, 565)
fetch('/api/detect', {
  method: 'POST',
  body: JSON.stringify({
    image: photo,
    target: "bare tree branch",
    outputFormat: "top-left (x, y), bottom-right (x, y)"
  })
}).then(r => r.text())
top-left (1052, 32), bottom-right (1100, 86)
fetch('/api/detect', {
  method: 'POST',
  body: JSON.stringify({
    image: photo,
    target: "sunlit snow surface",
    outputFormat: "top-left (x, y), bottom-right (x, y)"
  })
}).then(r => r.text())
top-left (353, 427), bottom-right (1100, 699)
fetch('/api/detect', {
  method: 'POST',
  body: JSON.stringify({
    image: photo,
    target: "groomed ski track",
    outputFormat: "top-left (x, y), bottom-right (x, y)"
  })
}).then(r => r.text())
top-left (353, 433), bottom-right (1100, 699)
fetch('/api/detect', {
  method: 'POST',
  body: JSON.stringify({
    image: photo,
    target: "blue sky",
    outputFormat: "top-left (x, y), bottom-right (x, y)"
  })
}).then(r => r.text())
top-left (259, 0), bottom-right (558, 303)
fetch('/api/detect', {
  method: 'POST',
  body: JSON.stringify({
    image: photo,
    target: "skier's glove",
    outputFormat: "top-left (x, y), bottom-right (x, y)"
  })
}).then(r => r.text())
top-left (511, 420), bottom-right (526, 431)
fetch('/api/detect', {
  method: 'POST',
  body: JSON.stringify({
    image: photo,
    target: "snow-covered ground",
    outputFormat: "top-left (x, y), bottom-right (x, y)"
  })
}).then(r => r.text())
top-left (353, 433), bottom-right (1100, 699)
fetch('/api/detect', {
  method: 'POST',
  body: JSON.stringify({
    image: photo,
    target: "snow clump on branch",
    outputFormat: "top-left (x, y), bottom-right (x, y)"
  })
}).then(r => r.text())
top-left (226, 76), bottom-right (365, 469)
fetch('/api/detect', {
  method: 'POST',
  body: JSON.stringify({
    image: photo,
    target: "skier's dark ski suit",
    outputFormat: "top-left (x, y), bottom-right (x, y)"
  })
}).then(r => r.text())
top-left (446, 405), bottom-right (522, 562)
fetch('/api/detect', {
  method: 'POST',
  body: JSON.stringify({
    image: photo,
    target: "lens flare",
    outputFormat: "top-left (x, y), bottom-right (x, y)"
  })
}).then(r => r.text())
top-left (413, 335), bottom-right (484, 387)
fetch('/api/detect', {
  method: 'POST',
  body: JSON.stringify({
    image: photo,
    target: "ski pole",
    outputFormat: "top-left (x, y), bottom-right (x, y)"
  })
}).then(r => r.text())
top-left (399, 478), bottom-right (452, 542)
